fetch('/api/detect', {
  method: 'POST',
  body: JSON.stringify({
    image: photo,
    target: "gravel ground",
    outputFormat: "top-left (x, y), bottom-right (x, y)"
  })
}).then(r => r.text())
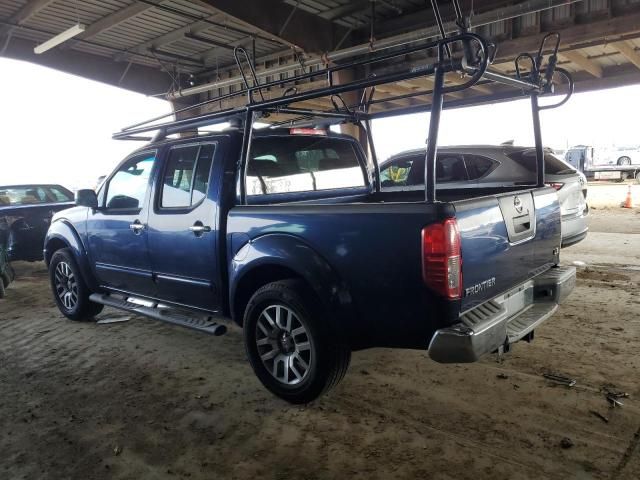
top-left (0, 208), bottom-right (639, 480)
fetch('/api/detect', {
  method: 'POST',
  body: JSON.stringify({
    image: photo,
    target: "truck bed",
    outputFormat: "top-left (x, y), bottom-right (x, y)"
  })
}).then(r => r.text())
top-left (228, 185), bottom-right (561, 350)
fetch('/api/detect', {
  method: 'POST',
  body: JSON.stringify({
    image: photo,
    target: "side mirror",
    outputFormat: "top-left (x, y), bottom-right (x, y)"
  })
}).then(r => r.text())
top-left (75, 189), bottom-right (99, 209)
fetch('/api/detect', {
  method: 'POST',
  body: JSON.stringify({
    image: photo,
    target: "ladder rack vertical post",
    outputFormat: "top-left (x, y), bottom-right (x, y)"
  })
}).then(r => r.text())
top-left (364, 119), bottom-right (381, 193)
top-left (530, 93), bottom-right (545, 187)
top-left (425, 65), bottom-right (445, 203)
top-left (238, 111), bottom-right (255, 205)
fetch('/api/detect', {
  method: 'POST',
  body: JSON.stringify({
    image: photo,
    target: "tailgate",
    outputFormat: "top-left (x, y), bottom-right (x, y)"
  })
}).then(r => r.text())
top-left (453, 188), bottom-right (561, 312)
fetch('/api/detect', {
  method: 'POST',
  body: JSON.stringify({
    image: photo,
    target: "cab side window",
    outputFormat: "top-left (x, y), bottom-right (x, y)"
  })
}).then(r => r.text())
top-left (160, 144), bottom-right (215, 208)
top-left (105, 153), bottom-right (156, 210)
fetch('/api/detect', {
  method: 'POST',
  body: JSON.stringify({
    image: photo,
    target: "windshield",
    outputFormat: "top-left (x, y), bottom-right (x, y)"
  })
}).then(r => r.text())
top-left (0, 185), bottom-right (73, 207)
top-left (507, 150), bottom-right (577, 175)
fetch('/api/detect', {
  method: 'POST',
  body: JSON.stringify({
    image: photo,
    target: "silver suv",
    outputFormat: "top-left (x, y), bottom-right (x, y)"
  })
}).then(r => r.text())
top-left (380, 145), bottom-right (588, 247)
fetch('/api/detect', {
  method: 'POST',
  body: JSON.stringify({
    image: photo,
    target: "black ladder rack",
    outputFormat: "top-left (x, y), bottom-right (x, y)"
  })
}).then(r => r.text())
top-left (113, 0), bottom-right (574, 204)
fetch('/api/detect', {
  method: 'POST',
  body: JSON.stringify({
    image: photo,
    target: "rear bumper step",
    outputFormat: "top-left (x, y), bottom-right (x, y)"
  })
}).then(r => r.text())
top-left (428, 266), bottom-right (575, 363)
top-left (89, 293), bottom-right (227, 336)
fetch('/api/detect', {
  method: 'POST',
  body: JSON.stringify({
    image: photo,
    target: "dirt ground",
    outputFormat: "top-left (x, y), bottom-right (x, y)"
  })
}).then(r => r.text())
top-left (1, 207), bottom-right (639, 479)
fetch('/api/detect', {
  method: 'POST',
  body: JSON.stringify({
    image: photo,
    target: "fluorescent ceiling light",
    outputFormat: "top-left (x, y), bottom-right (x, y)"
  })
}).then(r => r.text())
top-left (34, 24), bottom-right (86, 54)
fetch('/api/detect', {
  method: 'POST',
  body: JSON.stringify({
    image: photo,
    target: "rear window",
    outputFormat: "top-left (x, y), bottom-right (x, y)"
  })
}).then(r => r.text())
top-left (507, 150), bottom-right (576, 175)
top-left (0, 185), bottom-right (73, 206)
top-left (246, 136), bottom-right (365, 195)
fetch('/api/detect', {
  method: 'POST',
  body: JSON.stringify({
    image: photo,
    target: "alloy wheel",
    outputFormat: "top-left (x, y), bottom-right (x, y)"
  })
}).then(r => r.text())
top-left (255, 304), bottom-right (313, 386)
top-left (54, 261), bottom-right (78, 311)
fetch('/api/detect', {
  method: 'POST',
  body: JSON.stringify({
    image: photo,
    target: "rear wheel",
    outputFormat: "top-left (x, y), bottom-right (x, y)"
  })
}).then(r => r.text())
top-left (49, 248), bottom-right (103, 321)
top-left (1, 267), bottom-right (12, 288)
top-left (243, 279), bottom-right (350, 404)
top-left (0, 277), bottom-right (5, 298)
top-left (617, 156), bottom-right (631, 166)
top-left (635, 171), bottom-right (640, 184)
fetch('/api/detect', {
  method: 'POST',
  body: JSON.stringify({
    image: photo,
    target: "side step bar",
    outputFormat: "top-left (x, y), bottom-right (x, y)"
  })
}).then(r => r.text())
top-left (89, 293), bottom-right (227, 336)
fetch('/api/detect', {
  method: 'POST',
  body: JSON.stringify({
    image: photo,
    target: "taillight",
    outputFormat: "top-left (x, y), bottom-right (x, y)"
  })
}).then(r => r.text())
top-left (421, 218), bottom-right (462, 299)
top-left (546, 182), bottom-right (564, 190)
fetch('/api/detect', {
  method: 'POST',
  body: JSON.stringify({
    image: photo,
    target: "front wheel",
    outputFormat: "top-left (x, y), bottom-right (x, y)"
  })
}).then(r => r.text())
top-left (49, 248), bottom-right (103, 321)
top-left (243, 279), bottom-right (350, 404)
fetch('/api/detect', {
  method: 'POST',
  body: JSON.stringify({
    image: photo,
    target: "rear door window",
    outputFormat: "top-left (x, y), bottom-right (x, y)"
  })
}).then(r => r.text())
top-left (160, 144), bottom-right (215, 208)
top-left (463, 154), bottom-right (497, 180)
top-left (47, 186), bottom-right (74, 202)
top-left (246, 136), bottom-right (366, 195)
top-left (380, 153), bottom-right (470, 189)
top-left (436, 154), bottom-right (468, 182)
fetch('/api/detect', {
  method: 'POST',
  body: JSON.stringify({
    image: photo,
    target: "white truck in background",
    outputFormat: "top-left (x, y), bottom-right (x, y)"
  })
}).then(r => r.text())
top-left (565, 145), bottom-right (640, 183)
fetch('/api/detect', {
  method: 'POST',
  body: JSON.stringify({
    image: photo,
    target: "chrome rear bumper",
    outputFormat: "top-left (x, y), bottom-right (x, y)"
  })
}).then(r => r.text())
top-left (428, 266), bottom-right (576, 363)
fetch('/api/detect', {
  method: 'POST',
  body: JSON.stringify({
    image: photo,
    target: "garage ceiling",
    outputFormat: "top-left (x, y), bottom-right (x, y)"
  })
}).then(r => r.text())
top-left (2, 0), bottom-right (640, 114)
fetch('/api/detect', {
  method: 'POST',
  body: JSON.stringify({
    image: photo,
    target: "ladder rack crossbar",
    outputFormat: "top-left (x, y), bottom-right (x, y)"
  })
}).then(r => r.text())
top-left (114, 32), bottom-right (548, 140)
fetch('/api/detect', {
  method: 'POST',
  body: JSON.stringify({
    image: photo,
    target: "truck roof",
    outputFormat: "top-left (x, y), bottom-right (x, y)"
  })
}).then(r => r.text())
top-left (140, 127), bottom-right (359, 150)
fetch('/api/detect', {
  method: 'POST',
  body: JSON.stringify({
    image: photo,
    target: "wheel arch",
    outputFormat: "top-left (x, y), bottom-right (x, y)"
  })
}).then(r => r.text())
top-left (229, 234), bottom-right (355, 338)
top-left (44, 220), bottom-right (98, 291)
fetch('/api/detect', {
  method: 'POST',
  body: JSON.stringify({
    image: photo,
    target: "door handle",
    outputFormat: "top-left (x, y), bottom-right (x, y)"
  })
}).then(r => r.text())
top-left (189, 223), bottom-right (211, 235)
top-left (129, 221), bottom-right (145, 234)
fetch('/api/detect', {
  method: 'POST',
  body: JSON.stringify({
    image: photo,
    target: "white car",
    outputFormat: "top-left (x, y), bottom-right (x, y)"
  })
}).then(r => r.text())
top-left (380, 145), bottom-right (588, 247)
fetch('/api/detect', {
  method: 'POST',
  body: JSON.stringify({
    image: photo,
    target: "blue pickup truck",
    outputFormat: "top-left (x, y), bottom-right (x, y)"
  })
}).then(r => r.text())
top-left (44, 21), bottom-right (578, 402)
top-left (44, 127), bottom-right (575, 403)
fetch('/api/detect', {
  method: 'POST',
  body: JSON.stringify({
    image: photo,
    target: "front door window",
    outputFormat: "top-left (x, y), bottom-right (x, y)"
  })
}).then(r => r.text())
top-left (105, 153), bottom-right (156, 210)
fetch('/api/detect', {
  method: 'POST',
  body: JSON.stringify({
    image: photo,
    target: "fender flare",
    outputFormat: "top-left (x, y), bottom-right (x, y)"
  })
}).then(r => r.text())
top-left (229, 234), bottom-right (355, 336)
top-left (44, 220), bottom-right (99, 291)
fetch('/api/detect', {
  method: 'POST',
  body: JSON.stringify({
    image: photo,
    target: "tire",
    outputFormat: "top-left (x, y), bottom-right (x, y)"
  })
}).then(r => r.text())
top-left (1, 263), bottom-right (14, 287)
top-left (635, 171), bottom-right (640, 184)
top-left (49, 248), bottom-right (103, 321)
top-left (0, 277), bottom-right (5, 299)
top-left (617, 156), bottom-right (631, 166)
top-left (243, 279), bottom-right (351, 404)
top-left (1, 271), bottom-right (9, 288)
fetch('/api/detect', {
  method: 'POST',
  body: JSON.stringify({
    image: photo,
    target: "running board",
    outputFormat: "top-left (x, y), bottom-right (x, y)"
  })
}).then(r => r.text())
top-left (89, 293), bottom-right (227, 336)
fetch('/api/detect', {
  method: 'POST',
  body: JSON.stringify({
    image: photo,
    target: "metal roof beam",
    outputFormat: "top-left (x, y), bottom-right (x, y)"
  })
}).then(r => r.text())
top-left (319, 1), bottom-right (370, 21)
top-left (184, 32), bottom-right (235, 51)
top-left (495, 10), bottom-right (640, 61)
top-left (199, 0), bottom-right (350, 53)
top-left (561, 50), bottom-right (603, 78)
top-left (0, 0), bottom-right (57, 36)
top-left (124, 14), bottom-right (222, 61)
top-left (77, 2), bottom-right (153, 41)
top-left (611, 40), bottom-right (640, 71)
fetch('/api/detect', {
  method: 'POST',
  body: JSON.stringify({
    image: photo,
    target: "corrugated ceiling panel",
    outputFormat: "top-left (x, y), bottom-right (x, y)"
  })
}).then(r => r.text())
top-left (0, 0), bottom-right (27, 18)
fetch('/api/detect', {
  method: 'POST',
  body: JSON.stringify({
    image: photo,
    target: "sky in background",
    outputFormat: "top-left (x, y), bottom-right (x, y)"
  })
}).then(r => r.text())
top-left (1, 57), bottom-right (640, 190)
top-left (373, 84), bottom-right (640, 161)
top-left (0, 58), bottom-right (171, 189)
